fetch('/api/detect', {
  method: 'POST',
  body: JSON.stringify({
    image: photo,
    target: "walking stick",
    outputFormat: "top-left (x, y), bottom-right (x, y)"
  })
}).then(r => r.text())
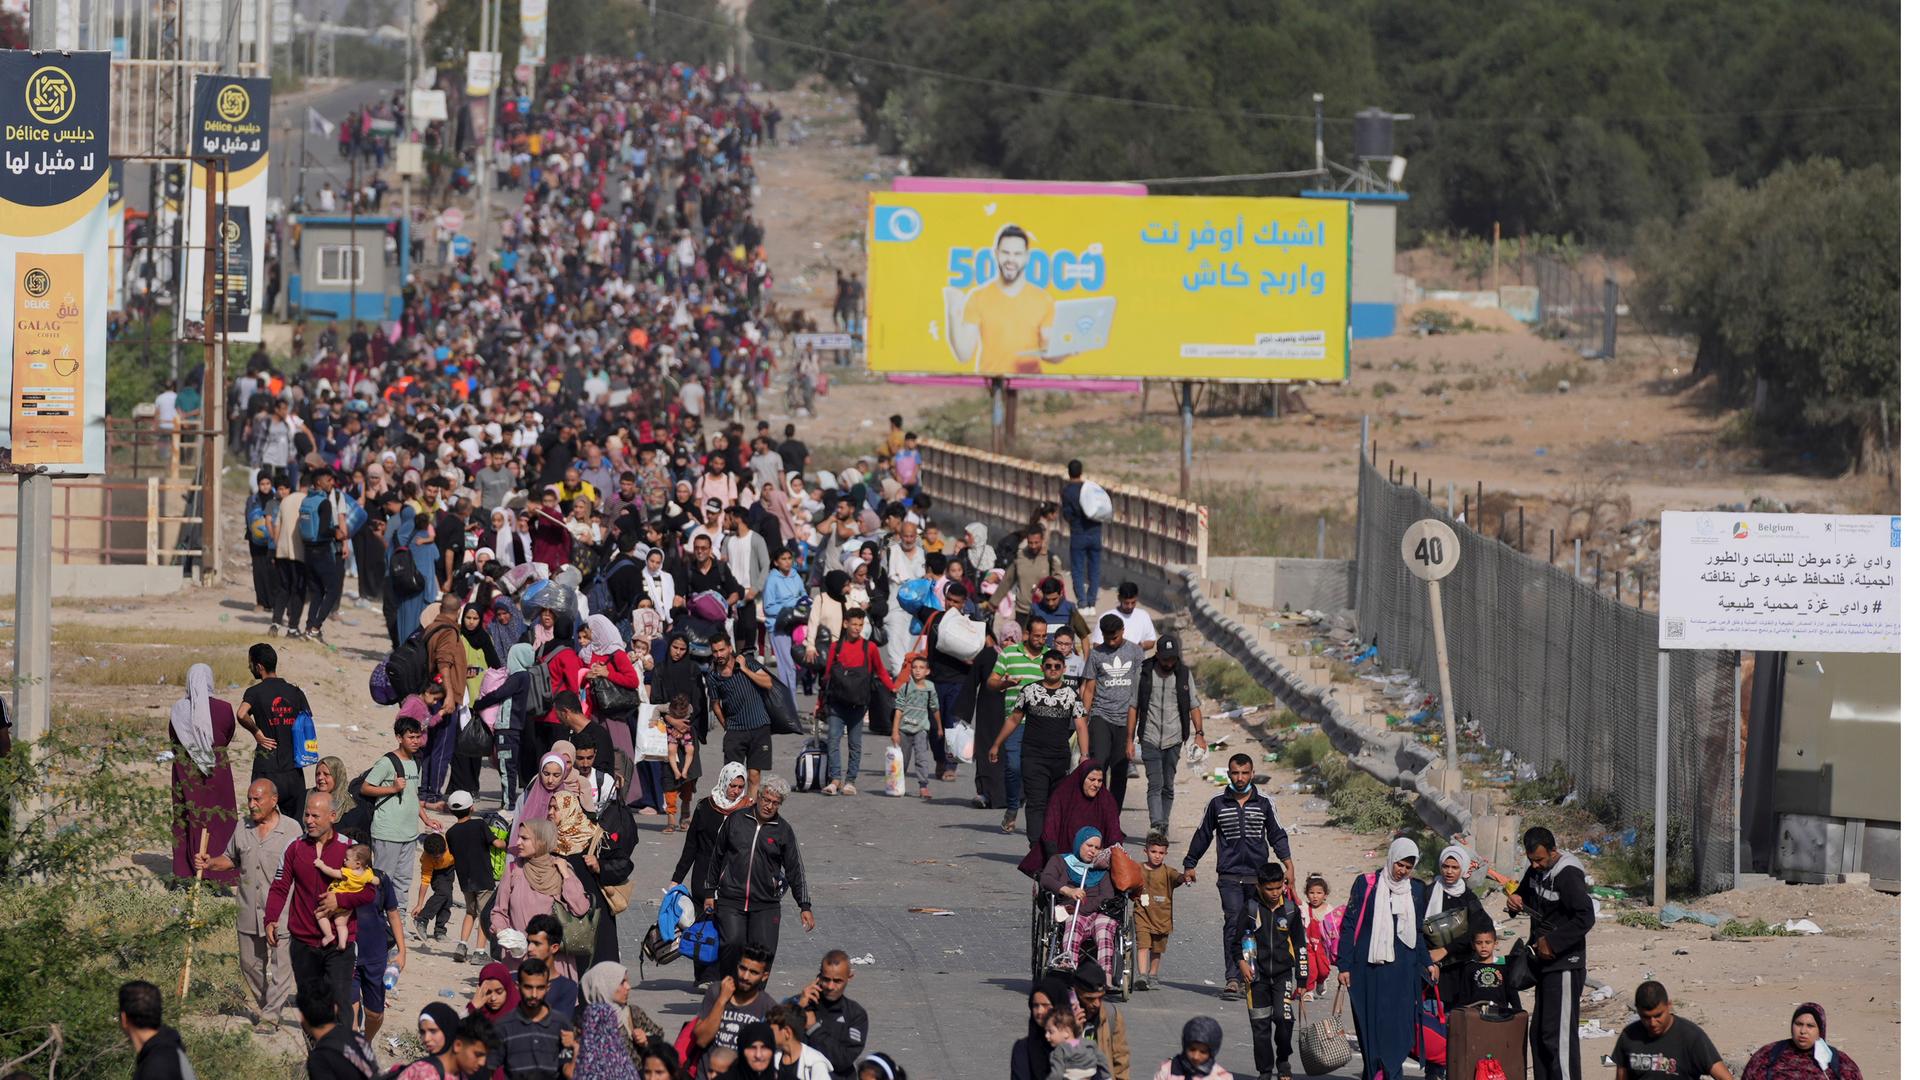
top-left (178, 830), bottom-right (210, 1000)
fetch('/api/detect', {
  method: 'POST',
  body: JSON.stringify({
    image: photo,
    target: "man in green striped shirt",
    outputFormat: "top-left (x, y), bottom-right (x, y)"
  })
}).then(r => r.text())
top-left (985, 616), bottom-right (1049, 832)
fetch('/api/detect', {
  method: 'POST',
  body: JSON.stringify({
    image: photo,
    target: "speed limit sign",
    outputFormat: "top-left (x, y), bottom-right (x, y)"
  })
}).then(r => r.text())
top-left (1401, 517), bottom-right (1462, 771)
top-left (1401, 518), bottom-right (1461, 582)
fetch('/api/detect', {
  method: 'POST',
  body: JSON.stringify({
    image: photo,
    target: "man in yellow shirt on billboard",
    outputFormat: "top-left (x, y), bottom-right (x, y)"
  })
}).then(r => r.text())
top-left (945, 225), bottom-right (1055, 375)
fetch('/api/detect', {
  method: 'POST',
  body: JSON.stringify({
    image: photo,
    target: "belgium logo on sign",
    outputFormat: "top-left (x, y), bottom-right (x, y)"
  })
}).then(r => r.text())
top-left (22, 267), bottom-right (51, 298)
top-left (216, 83), bottom-right (250, 123)
top-left (25, 66), bottom-right (76, 125)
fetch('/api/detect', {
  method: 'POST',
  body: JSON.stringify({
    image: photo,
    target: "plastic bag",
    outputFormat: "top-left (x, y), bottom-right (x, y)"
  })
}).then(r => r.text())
top-left (637, 719), bottom-right (670, 760)
top-left (884, 745), bottom-right (907, 796)
top-left (951, 722), bottom-right (975, 763)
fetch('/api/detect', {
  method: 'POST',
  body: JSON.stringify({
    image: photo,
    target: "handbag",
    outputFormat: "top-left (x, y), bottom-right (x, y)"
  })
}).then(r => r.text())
top-left (643, 924), bottom-right (681, 965)
top-left (603, 879), bottom-right (635, 914)
top-left (455, 708), bottom-right (493, 757)
top-left (551, 896), bottom-right (600, 958)
top-left (1298, 982), bottom-right (1355, 1075)
top-left (589, 676), bottom-right (642, 715)
top-left (1424, 906), bottom-right (1471, 949)
top-left (775, 596), bottom-right (811, 633)
top-left (1107, 846), bottom-right (1143, 895)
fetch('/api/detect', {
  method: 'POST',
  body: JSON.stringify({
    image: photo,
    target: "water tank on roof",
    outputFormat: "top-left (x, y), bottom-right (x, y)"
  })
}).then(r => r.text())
top-left (1354, 107), bottom-right (1394, 160)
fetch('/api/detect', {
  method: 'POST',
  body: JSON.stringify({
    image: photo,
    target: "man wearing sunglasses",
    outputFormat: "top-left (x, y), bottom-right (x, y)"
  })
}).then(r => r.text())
top-left (989, 645), bottom-right (1090, 846)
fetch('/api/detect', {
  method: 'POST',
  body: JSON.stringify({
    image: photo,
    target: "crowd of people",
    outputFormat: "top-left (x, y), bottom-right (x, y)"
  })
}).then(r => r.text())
top-left (124, 49), bottom-right (1864, 1080)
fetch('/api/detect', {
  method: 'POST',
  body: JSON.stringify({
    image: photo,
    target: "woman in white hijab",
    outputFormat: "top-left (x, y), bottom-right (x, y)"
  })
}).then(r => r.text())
top-left (492, 507), bottom-right (519, 568)
top-left (168, 663), bottom-right (242, 886)
top-left (1334, 836), bottom-right (1431, 1080)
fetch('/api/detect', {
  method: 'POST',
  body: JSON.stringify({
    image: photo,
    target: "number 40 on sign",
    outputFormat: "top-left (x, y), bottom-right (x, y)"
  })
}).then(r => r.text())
top-left (1400, 518), bottom-right (1462, 772)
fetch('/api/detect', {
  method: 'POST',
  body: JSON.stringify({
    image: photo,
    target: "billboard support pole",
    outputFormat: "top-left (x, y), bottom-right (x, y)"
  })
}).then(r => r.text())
top-left (1731, 654), bottom-right (1742, 889)
top-left (1179, 381), bottom-right (1194, 498)
top-left (1654, 649), bottom-right (1670, 909)
top-left (990, 377), bottom-right (1006, 454)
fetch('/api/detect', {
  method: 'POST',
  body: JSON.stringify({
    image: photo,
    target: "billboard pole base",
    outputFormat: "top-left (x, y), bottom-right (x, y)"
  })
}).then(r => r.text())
top-left (1179, 381), bottom-right (1194, 498)
top-left (990, 377), bottom-right (1007, 454)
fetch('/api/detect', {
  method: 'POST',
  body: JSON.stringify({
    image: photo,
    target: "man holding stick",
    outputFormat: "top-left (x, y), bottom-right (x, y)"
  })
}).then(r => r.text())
top-left (196, 778), bottom-right (302, 1033)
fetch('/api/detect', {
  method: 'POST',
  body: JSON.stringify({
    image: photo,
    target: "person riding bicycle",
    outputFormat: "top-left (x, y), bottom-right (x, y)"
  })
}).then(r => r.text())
top-left (1038, 827), bottom-right (1123, 990)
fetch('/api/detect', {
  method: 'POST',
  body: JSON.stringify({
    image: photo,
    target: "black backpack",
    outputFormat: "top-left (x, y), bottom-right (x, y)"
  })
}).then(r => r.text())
top-left (382, 624), bottom-right (458, 701)
top-left (825, 641), bottom-right (874, 707)
top-left (338, 751), bottom-right (406, 842)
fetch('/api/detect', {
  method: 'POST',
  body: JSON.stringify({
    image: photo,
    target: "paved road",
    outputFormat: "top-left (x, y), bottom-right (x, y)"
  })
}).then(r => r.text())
top-left (269, 80), bottom-right (400, 209)
top-left (615, 702), bottom-right (1370, 1079)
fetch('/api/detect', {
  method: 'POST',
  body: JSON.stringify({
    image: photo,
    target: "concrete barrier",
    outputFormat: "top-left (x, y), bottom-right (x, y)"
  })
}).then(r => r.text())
top-left (1207, 556), bottom-right (1355, 613)
top-left (0, 563), bottom-right (187, 599)
top-left (1179, 568), bottom-right (1519, 865)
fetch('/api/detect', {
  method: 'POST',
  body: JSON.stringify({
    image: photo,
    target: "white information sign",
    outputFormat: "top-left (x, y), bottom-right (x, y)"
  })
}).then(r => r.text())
top-left (794, 332), bottom-right (854, 351)
top-left (1658, 511), bottom-right (1899, 652)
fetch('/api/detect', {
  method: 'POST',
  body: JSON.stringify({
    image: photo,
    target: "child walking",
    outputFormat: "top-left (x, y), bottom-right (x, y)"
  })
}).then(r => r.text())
top-left (442, 790), bottom-right (496, 963)
top-left (315, 843), bottom-right (378, 948)
top-left (1236, 862), bottom-right (1307, 1080)
top-left (1133, 834), bottom-right (1184, 991)
top-left (891, 654), bottom-right (940, 801)
top-left (412, 832), bottom-right (457, 942)
top-left (1301, 873), bottom-right (1334, 999)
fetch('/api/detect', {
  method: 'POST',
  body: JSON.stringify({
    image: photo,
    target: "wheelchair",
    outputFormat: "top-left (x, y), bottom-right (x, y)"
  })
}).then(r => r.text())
top-left (1029, 886), bottom-right (1137, 1000)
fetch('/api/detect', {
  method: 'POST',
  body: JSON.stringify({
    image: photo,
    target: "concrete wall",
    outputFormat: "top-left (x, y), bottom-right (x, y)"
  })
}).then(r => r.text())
top-left (1208, 556), bottom-right (1354, 614)
top-left (0, 563), bottom-right (187, 598)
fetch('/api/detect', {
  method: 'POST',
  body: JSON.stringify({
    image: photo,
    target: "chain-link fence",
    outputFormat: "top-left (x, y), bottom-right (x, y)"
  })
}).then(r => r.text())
top-left (1527, 255), bottom-right (1618, 359)
top-left (1355, 454), bottom-right (1739, 894)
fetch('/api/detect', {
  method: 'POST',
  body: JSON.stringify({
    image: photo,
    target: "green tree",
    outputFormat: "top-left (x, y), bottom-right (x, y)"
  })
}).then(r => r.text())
top-left (1635, 159), bottom-right (1899, 467)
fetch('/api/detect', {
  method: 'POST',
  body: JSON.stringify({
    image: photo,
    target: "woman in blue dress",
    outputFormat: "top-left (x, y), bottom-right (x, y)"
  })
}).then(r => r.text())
top-left (1334, 837), bottom-right (1432, 1080)
top-left (386, 487), bottom-right (441, 647)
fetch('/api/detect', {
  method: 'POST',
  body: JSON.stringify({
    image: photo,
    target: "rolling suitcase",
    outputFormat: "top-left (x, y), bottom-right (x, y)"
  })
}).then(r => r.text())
top-left (1447, 1004), bottom-right (1528, 1079)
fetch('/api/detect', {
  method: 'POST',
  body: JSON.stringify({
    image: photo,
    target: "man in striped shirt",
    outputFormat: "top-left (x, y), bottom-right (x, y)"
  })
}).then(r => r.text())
top-left (985, 616), bottom-right (1049, 832)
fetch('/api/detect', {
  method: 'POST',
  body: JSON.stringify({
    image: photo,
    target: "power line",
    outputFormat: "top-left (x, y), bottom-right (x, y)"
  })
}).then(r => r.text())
top-left (662, 8), bottom-right (1896, 130)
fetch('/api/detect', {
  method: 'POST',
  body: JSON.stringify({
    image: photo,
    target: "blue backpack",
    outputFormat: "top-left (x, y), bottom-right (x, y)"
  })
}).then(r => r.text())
top-left (246, 500), bottom-right (272, 547)
top-left (296, 492), bottom-right (327, 544)
top-left (677, 919), bottom-right (721, 965)
top-left (291, 710), bottom-right (320, 767)
top-left (341, 494), bottom-right (367, 538)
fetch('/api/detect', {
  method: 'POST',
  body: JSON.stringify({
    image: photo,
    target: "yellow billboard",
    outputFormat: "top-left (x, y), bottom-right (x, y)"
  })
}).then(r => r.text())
top-left (864, 192), bottom-right (1350, 381)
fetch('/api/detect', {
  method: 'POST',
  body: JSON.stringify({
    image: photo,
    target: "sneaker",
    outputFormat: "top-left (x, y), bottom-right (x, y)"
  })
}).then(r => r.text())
top-left (308, 630), bottom-right (328, 646)
top-left (1221, 979), bottom-right (1242, 1000)
top-left (432, 927), bottom-right (447, 941)
top-left (267, 623), bottom-right (282, 637)
top-left (1132, 976), bottom-right (1148, 991)
top-left (411, 918), bottom-right (429, 944)
top-left (1146, 974), bottom-right (1162, 990)
top-left (454, 941), bottom-right (469, 962)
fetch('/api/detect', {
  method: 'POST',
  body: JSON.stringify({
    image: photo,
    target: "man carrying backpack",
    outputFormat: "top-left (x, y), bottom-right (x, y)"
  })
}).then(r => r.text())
top-left (299, 467), bottom-right (347, 646)
top-left (1060, 459), bottom-right (1105, 610)
top-left (356, 716), bottom-right (441, 923)
top-left (815, 608), bottom-right (896, 797)
top-left (271, 470), bottom-right (309, 638)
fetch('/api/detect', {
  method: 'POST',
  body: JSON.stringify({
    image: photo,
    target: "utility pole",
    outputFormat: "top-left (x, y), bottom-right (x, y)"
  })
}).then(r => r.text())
top-left (478, 0), bottom-right (503, 257)
top-left (400, 0), bottom-right (413, 273)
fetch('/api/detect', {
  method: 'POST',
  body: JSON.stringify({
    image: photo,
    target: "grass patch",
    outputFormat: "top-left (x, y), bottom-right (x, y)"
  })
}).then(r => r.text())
top-left (1616, 909), bottom-right (1663, 931)
top-left (1716, 917), bottom-right (1792, 939)
top-left (83, 650), bottom-right (255, 688)
top-left (1280, 729), bottom-right (1331, 769)
top-left (1410, 308), bottom-right (1487, 334)
top-left (1192, 656), bottom-right (1275, 710)
top-left (1193, 484), bottom-right (1354, 558)
top-left (918, 398), bottom-right (991, 448)
top-left (1372, 381), bottom-right (1400, 398)
top-left (1522, 360), bottom-right (1597, 394)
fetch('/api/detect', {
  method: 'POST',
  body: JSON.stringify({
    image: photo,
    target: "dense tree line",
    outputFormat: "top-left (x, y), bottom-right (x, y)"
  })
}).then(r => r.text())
top-left (750, 0), bottom-right (1896, 245)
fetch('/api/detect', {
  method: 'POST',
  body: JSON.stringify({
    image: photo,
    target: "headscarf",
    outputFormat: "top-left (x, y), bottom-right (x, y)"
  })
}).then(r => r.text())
top-left (574, 1002), bottom-right (641, 1080)
top-left (584, 613), bottom-right (625, 658)
top-left (470, 962), bottom-right (522, 1024)
top-left (1744, 1002), bottom-right (1863, 1080)
top-left (580, 961), bottom-right (633, 1034)
top-left (718, 1022), bottom-right (779, 1080)
top-left (1061, 826), bottom-right (1108, 889)
top-left (1025, 977), bottom-right (1073, 1080)
top-left (708, 761), bottom-right (751, 812)
top-left (317, 754), bottom-right (359, 824)
top-left (531, 610), bottom-right (557, 654)
top-left (513, 742), bottom-right (577, 845)
top-left (763, 482), bottom-right (796, 544)
top-left (489, 595), bottom-right (528, 662)
top-left (821, 569), bottom-right (850, 604)
top-left (515, 817), bottom-right (567, 896)
top-left (494, 509), bottom-right (517, 567)
top-left (170, 663), bottom-right (218, 775)
top-left (462, 603), bottom-right (504, 669)
top-left (1368, 836), bottom-right (1421, 964)
top-left (1021, 759), bottom-right (1124, 878)
top-left (417, 1002), bottom-right (460, 1051)
top-left (964, 522), bottom-right (994, 575)
top-left (1168, 1016), bottom-right (1225, 1077)
top-left (1427, 843), bottom-right (1473, 918)
top-left (549, 789), bottom-right (597, 856)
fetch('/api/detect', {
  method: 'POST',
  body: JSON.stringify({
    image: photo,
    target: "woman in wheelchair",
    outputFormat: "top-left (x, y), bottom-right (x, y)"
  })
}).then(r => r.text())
top-left (1039, 827), bottom-right (1123, 982)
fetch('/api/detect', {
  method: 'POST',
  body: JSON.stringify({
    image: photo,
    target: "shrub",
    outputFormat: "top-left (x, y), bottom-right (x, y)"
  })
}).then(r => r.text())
top-left (1192, 656), bottom-right (1274, 710)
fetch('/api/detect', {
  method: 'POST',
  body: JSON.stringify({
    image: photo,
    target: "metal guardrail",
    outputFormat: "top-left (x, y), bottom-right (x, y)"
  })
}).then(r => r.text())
top-left (0, 478), bottom-right (202, 566)
top-left (917, 438), bottom-right (1209, 578)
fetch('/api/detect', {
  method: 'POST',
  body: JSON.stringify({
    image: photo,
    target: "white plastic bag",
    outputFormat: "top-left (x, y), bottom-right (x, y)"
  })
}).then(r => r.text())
top-left (884, 746), bottom-right (907, 796)
top-left (936, 614), bottom-right (987, 661)
top-left (1080, 480), bottom-right (1113, 522)
top-left (637, 720), bottom-right (669, 760)
top-left (951, 722), bottom-right (975, 763)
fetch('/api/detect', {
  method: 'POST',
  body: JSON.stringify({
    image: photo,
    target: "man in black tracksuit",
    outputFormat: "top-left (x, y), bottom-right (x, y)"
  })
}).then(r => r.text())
top-left (1181, 753), bottom-right (1296, 999)
top-left (795, 949), bottom-right (869, 1079)
top-left (1507, 826), bottom-right (1596, 1080)
top-left (1236, 862), bottom-right (1308, 1080)
top-left (704, 779), bottom-right (815, 962)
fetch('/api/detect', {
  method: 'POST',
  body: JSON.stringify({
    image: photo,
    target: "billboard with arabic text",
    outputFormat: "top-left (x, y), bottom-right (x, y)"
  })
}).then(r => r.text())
top-left (864, 192), bottom-right (1350, 381)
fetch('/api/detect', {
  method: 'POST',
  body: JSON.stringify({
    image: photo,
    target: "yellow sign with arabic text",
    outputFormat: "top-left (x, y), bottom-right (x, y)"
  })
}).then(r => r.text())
top-left (10, 251), bottom-right (85, 464)
top-left (864, 192), bottom-right (1350, 381)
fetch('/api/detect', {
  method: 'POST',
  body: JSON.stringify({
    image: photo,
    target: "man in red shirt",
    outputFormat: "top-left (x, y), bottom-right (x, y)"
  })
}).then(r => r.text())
top-left (266, 790), bottom-right (374, 1014)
